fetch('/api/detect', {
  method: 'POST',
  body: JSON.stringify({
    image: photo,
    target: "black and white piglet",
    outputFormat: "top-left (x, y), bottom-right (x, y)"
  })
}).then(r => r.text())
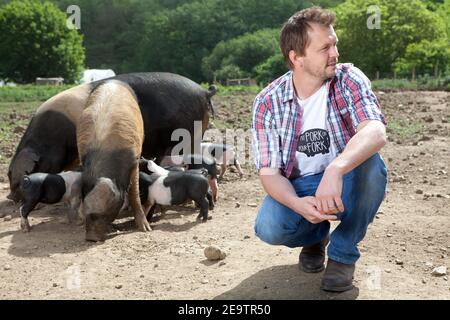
top-left (19, 171), bottom-right (82, 232)
top-left (201, 142), bottom-right (244, 179)
top-left (139, 160), bottom-right (214, 223)
top-left (157, 153), bottom-right (219, 201)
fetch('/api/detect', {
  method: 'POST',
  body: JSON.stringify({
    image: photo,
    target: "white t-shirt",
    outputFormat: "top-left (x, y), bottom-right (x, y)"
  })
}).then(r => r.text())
top-left (294, 83), bottom-right (338, 177)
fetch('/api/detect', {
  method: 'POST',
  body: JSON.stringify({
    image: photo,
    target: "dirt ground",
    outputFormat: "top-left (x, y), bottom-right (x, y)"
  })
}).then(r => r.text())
top-left (0, 90), bottom-right (449, 300)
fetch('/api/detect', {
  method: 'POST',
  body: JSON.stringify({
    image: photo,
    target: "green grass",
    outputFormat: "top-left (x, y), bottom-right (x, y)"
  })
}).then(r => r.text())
top-left (387, 119), bottom-right (424, 139)
top-left (0, 84), bottom-right (74, 102)
top-left (201, 83), bottom-right (262, 96)
top-left (372, 77), bottom-right (450, 91)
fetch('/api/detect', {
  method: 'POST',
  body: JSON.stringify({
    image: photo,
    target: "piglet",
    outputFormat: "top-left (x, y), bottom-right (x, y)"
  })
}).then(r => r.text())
top-left (19, 171), bottom-right (82, 232)
top-left (139, 161), bottom-right (214, 223)
top-left (201, 142), bottom-right (244, 179)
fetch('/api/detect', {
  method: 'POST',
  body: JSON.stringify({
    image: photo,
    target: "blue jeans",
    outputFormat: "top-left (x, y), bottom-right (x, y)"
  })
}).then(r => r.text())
top-left (254, 153), bottom-right (387, 265)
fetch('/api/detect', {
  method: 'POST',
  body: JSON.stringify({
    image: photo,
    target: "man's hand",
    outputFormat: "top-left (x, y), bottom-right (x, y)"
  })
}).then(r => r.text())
top-left (290, 196), bottom-right (338, 224)
top-left (315, 166), bottom-right (345, 215)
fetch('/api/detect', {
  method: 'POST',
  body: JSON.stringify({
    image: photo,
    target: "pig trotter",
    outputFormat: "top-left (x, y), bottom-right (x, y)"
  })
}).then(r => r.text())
top-left (20, 217), bottom-right (31, 232)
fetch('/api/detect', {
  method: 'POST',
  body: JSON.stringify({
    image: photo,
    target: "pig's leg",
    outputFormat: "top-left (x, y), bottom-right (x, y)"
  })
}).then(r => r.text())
top-left (67, 197), bottom-right (82, 224)
top-left (206, 190), bottom-right (214, 210)
top-left (219, 164), bottom-right (227, 180)
top-left (76, 203), bottom-right (85, 226)
top-left (19, 201), bottom-right (37, 232)
top-left (146, 205), bottom-right (156, 222)
top-left (209, 177), bottom-right (219, 202)
top-left (234, 158), bottom-right (244, 178)
top-left (143, 198), bottom-right (154, 217)
top-left (195, 197), bottom-right (209, 223)
top-left (129, 165), bottom-right (152, 232)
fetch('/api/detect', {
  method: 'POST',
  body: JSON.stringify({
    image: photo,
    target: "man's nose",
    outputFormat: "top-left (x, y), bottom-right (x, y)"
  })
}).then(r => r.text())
top-left (331, 45), bottom-right (339, 59)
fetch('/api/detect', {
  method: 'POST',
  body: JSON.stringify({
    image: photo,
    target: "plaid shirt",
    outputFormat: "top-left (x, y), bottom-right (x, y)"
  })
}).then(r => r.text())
top-left (251, 63), bottom-right (386, 178)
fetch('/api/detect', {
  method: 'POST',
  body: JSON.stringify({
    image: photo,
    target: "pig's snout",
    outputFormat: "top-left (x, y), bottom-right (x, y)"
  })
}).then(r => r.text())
top-left (85, 215), bottom-right (109, 242)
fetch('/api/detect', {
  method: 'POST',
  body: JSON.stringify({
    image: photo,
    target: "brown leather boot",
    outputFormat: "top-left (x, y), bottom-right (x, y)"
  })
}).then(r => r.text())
top-left (299, 234), bottom-right (330, 273)
top-left (321, 259), bottom-right (355, 292)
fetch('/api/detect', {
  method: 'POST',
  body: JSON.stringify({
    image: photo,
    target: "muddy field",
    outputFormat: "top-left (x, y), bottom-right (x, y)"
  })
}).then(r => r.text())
top-left (0, 90), bottom-right (449, 300)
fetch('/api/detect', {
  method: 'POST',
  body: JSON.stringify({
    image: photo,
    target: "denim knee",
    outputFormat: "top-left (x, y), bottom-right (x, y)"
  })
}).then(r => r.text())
top-left (254, 198), bottom-right (300, 246)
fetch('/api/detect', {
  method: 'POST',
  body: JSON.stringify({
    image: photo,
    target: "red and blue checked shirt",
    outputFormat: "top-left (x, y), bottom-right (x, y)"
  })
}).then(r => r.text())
top-left (251, 63), bottom-right (386, 179)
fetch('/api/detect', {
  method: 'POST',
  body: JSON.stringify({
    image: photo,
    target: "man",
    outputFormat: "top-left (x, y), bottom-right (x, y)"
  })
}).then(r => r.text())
top-left (251, 7), bottom-right (388, 292)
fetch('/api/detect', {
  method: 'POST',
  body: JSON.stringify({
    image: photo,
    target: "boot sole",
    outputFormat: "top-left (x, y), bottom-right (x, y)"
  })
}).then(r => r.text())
top-left (320, 284), bottom-right (354, 292)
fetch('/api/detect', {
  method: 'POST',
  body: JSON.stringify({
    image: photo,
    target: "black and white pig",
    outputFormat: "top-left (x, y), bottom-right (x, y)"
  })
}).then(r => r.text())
top-left (201, 142), bottom-right (244, 179)
top-left (139, 160), bottom-right (214, 223)
top-left (19, 171), bottom-right (82, 232)
top-left (77, 80), bottom-right (149, 242)
top-left (158, 153), bottom-right (219, 202)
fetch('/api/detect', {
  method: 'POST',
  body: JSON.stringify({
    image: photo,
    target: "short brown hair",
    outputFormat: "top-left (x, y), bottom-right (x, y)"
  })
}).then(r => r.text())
top-left (280, 7), bottom-right (336, 69)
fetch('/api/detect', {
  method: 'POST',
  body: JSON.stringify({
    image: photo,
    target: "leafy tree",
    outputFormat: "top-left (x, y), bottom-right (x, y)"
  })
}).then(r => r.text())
top-left (394, 39), bottom-right (450, 77)
top-left (333, 0), bottom-right (447, 78)
top-left (437, 0), bottom-right (450, 38)
top-left (133, 0), bottom-right (309, 82)
top-left (254, 53), bottom-right (288, 85)
top-left (214, 64), bottom-right (248, 81)
top-left (54, 0), bottom-right (153, 73)
top-left (0, 0), bottom-right (85, 83)
top-left (202, 28), bottom-right (280, 82)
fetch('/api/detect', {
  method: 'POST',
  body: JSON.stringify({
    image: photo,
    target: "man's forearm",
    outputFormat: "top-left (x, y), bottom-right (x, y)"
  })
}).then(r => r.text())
top-left (327, 120), bottom-right (387, 175)
top-left (259, 168), bottom-right (298, 210)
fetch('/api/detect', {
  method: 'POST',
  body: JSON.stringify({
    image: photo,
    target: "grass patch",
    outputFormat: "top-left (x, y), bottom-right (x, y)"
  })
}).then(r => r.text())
top-left (201, 83), bottom-right (262, 96)
top-left (372, 77), bottom-right (450, 91)
top-left (0, 101), bottom-right (39, 115)
top-left (0, 85), bottom-right (74, 102)
top-left (387, 119), bottom-right (424, 139)
top-left (0, 101), bottom-right (39, 165)
top-left (210, 118), bottom-right (234, 130)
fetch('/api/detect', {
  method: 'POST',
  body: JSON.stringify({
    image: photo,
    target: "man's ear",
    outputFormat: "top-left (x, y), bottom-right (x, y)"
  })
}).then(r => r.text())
top-left (289, 50), bottom-right (303, 68)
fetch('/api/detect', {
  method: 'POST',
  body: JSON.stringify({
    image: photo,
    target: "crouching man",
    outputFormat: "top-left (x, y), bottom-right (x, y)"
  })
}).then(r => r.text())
top-left (252, 7), bottom-right (388, 292)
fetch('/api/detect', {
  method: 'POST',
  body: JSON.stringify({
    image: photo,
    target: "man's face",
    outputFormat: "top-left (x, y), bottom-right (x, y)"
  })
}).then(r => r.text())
top-left (301, 23), bottom-right (339, 80)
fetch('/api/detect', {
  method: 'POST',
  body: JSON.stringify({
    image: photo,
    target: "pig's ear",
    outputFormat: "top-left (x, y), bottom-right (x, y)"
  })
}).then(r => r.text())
top-left (207, 85), bottom-right (217, 98)
top-left (85, 178), bottom-right (120, 213)
top-left (21, 175), bottom-right (31, 189)
top-left (147, 160), bottom-right (155, 173)
top-left (14, 149), bottom-right (40, 179)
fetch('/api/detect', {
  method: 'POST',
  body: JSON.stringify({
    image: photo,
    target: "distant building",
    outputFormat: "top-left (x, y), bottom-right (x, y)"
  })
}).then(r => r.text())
top-left (80, 69), bottom-right (116, 84)
top-left (36, 77), bottom-right (64, 85)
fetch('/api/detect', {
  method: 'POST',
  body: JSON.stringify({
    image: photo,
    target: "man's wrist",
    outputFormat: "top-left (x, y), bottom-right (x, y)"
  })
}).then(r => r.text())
top-left (325, 161), bottom-right (346, 176)
top-left (285, 194), bottom-right (301, 210)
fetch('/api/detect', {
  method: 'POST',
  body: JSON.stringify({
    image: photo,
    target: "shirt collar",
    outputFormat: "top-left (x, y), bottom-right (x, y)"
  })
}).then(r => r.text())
top-left (284, 70), bottom-right (335, 104)
top-left (283, 71), bottom-right (295, 103)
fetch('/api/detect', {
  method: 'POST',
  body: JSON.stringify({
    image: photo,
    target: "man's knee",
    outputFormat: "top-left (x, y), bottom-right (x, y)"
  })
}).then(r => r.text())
top-left (355, 153), bottom-right (387, 192)
top-left (254, 197), bottom-right (301, 246)
top-left (255, 221), bottom-right (294, 246)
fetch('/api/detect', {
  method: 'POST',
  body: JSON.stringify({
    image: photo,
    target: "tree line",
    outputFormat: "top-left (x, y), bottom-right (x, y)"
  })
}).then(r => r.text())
top-left (0, 0), bottom-right (448, 84)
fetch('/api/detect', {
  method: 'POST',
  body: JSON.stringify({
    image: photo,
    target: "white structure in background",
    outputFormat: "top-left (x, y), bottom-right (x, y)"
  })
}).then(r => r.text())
top-left (36, 77), bottom-right (64, 85)
top-left (0, 80), bottom-right (17, 87)
top-left (80, 69), bottom-right (115, 84)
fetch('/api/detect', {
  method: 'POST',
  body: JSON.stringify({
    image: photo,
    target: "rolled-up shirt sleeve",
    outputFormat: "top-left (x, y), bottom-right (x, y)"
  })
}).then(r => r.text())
top-left (343, 66), bottom-right (387, 131)
top-left (251, 96), bottom-right (282, 171)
